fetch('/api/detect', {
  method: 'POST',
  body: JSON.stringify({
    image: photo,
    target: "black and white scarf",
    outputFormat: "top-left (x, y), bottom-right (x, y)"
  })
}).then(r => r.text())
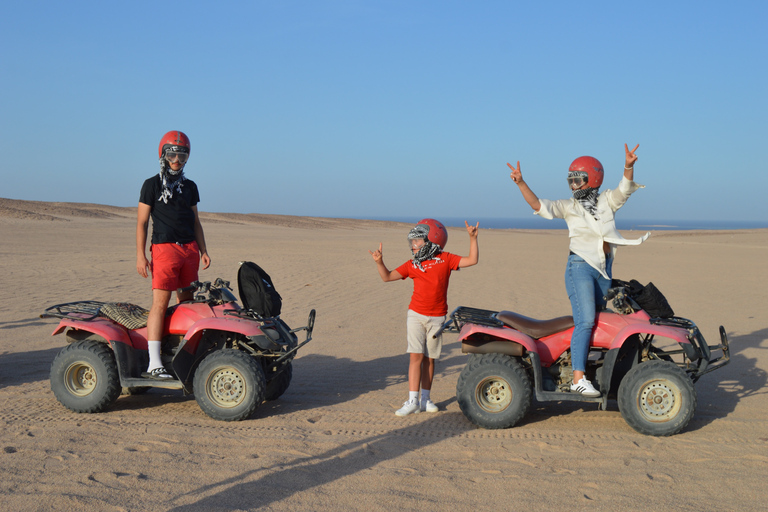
top-left (408, 225), bottom-right (441, 271)
top-left (411, 241), bottom-right (441, 271)
top-left (574, 187), bottom-right (600, 220)
top-left (158, 159), bottom-right (185, 204)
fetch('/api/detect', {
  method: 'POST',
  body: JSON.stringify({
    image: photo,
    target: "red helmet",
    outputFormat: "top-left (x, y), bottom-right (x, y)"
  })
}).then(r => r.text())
top-left (158, 130), bottom-right (191, 158)
top-left (414, 218), bottom-right (448, 249)
top-left (569, 156), bottom-right (603, 188)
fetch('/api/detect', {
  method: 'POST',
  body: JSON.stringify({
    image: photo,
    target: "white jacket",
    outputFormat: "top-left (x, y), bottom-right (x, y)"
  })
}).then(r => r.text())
top-left (535, 176), bottom-right (650, 279)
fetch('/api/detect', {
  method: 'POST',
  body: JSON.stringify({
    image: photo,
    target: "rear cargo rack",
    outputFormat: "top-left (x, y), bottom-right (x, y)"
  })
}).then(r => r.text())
top-left (434, 306), bottom-right (503, 338)
top-left (41, 301), bottom-right (107, 321)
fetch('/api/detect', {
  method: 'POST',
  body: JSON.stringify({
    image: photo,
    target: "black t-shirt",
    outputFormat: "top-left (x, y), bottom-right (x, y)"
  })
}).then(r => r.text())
top-left (139, 174), bottom-right (200, 244)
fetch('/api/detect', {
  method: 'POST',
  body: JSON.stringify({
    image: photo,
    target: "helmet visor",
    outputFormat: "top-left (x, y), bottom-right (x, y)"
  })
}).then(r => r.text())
top-left (165, 150), bottom-right (189, 164)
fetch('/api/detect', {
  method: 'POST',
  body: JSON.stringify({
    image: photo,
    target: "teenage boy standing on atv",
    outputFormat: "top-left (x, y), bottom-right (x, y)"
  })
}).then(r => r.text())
top-left (507, 144), bottom-right (649, 397)
top-left (136, 130), bottom-right (211, 380)
top-left (369, 219), bottom-right (479, 416)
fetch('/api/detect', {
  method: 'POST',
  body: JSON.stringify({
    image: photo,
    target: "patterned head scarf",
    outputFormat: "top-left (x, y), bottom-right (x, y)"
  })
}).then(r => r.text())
top-left (157, 149), bottom-right (186, 204)
top-left (408, 225), bottom-right (441, 271)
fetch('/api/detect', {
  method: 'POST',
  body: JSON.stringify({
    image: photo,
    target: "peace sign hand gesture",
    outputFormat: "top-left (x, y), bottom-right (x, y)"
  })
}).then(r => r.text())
top-left (507, 161), bottom-right (524, 184)
top-left (625, 144), bottom-right (639, 168)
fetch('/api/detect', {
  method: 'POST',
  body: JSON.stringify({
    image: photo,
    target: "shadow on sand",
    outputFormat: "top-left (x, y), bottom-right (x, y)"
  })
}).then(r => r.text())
top-left (0, 346), bottom-right (62, 389)
top-left (166, 412), bottom-right (471, 511)
top-left (685, 325), bottom-right (768, 430)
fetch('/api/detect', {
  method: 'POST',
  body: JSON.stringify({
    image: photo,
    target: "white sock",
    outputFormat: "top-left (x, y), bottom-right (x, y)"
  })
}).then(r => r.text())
top-left (408, 391), bottom-right (419, 403)
top-left (421, 390), bottom-right (431, 403)
top-left (147, 340), bottom-right (163, 371)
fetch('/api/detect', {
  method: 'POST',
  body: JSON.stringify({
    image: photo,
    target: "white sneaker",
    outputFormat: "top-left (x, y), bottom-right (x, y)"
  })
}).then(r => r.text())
top-left (395, 399), bottom-right (421, 416)
top-left (570, 378), bottom-right (601, 397)
top-left (421, 399), bottom-right (438, 413)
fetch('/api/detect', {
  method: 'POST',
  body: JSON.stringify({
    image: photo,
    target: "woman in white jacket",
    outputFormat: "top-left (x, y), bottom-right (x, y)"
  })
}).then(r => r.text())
top-left (508, 144), bottom-right (649, 397)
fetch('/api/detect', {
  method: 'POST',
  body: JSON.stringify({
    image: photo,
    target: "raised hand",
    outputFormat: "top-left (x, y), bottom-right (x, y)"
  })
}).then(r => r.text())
top-left (369, 242), bottom-right (383, 263)
top-left (465, 220), bottom-right (479, 238)
top-left (507, 161), bottom-right (523, 184)
top-left (625, 144), bottom-right (639, 168)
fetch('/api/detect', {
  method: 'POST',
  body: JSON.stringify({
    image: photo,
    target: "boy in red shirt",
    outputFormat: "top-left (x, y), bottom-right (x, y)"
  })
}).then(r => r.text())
top-left (370, 219), bottom-right (479, 416)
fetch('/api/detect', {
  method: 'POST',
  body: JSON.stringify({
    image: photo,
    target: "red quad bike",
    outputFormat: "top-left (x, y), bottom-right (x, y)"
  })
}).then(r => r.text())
top-left (438, 280), bottom-right (730, 436)
top-left (41, 263), bottom-right (316, 422)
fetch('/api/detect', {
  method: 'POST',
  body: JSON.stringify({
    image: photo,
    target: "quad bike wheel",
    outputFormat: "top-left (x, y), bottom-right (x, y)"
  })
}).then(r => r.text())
top-left (193, 349), bottom-right (266, 421)
top-left (264, 362), bottom-right (293, 402)
top-left (617, 360), bottom-right (697, 436)
top-left (456, 353), bottom-right (532, 429)
top-left (50, 340), bottom-right (121, 413)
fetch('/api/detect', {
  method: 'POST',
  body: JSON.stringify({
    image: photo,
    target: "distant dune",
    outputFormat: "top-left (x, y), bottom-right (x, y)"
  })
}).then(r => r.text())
top-left (0, 197), bottom-right (409, 230)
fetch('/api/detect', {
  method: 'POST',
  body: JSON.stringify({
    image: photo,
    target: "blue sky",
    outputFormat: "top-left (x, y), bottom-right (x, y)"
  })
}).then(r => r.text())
top-left (2, 1), bottom-right (766, 223)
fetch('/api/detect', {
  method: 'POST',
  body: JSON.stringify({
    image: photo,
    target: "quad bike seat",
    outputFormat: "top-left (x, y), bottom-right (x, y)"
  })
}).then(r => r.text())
top-left (98, 302), bottom-right (149, 329)
top-left (496, 311), bottom-right (574, 340)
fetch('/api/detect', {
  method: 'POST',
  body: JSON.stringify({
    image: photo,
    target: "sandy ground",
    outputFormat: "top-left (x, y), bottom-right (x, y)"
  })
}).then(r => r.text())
top-left (1, 197), bottom-right (767, 511)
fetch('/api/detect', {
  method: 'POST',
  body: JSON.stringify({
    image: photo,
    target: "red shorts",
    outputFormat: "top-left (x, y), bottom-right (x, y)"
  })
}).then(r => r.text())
top-left (150, 241), bottom-right (200, 291)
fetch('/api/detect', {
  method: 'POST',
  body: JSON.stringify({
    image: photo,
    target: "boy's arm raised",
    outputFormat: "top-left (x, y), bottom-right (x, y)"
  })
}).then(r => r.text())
top-left (459, 221), bottom-right (479, 268)
top-left (369, 243), bottom-right (404, 282)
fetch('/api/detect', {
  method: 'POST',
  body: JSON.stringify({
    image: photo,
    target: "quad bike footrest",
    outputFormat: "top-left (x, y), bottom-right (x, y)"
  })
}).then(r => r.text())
top-left (527, 353), bottom-right (609, 410)
top-left (122, 377), bottom-right (183, 390)
top-left (535, 390), bottom-right (605, 404)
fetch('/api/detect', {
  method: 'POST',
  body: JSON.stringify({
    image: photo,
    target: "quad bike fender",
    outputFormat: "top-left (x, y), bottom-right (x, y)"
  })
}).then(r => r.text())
top-left (181, 317), bottom-right (265, 353)
top-left (458, 323), bottom-right (537, 356)
top-left (173, 317), bottom-right (266, 390)
top-left (599, 324), bottom-right (695, 400)
top-left (609, 323), bottom-right (690, 350)
top-left (51, 319), bottom-right (146, 388)
top-left (51, 318), bottom-right (132, 348)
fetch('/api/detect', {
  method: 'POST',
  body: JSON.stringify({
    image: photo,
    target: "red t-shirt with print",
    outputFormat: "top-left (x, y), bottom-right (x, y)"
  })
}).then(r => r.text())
top-left (395, 252), bottom-right (462, 317)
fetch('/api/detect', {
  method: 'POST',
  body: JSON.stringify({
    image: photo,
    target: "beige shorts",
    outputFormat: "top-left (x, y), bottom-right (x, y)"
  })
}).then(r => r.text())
top-left (406, 309), bottom-right (446, 359)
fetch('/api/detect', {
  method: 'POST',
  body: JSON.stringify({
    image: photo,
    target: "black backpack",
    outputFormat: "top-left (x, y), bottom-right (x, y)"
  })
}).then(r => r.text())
top-left (612, 278), bottom-right (675, 318)
top-left (237, 261), bottom-right (282, 317)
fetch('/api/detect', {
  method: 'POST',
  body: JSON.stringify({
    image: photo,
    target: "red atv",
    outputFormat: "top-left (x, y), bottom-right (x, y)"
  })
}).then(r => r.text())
top-left (439, 280), bottom-right (730, 436)
top-left (41, 263), bottom-right (315, 421)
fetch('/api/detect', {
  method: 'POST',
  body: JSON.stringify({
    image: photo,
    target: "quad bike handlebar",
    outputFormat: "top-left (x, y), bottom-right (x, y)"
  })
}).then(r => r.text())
top-left (178, 278), bottom-right (231, 294)
top-left (178, 279), bottom-right (237, 304)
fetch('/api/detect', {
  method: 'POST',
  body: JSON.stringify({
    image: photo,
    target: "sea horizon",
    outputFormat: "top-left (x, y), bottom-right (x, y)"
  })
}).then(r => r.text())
top-left (361, 216), bottom-right (768, 231)
top-left (2, 197), bottom-right (766, 231)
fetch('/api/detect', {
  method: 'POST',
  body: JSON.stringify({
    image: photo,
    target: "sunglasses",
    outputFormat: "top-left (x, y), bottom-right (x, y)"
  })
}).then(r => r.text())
top-left (165, 151), bottom-right (189, 164)
top-left (567, 176), bottom-right (588, 188)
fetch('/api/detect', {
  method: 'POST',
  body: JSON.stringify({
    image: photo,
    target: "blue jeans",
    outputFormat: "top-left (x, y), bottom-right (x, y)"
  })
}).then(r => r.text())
top-left (565, 253), bottom-right (613, 373)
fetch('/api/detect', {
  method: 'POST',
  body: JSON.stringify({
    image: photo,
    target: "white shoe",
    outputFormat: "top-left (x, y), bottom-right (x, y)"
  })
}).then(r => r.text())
top-left (421, 399), bottom-right (438, 413)
top-left (570, 378), bottom-right (601, 397)
top-left (395, 399), bottom-right (420, 416)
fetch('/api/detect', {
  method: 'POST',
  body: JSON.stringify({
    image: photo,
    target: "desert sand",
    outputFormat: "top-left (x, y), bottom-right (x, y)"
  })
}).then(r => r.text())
top-left (1, 197), bottom-right (766, 511)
